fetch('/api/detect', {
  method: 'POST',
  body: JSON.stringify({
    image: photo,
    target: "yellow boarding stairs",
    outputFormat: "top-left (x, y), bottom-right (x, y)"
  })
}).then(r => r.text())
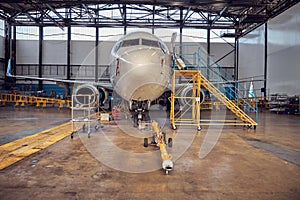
top-left (170, 70), bottom-right (257, 129)
top-left (199, 72), bottom-right (257, 126)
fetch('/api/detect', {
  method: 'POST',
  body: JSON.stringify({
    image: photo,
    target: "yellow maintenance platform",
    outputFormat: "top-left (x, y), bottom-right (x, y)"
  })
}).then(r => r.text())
top-left (170, 70), bottom-right (257, 129)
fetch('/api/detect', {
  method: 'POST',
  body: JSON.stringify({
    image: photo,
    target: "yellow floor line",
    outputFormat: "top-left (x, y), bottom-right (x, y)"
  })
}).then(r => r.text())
top-left (0, 121), bottom-right (74, 170)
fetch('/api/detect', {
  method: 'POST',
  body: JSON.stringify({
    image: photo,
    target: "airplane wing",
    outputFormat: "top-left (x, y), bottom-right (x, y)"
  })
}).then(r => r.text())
top-left (6, 59), bottom-right (113, 90)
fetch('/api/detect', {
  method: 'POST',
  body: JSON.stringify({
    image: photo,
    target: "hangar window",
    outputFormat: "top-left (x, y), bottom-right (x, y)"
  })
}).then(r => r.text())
top-left (142, 39), bottom-right (159, 47)
top-left (121, 39), bottom-right (140, 47)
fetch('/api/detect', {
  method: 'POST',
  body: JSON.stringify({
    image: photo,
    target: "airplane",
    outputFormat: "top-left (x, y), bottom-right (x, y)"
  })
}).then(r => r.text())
top-left (6, 31), bottom-right (265, 128)
top-left (6, 31), bottom-right (179, 127)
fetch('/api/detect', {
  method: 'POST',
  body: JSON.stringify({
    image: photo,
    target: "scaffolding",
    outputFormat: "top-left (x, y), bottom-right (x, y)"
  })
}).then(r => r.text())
top-left (170, 70), bottom-right (202, 130)
top-left (71, 94), bottom-right (99, 138)
top-left (171, 43), bottom-right (258, 128)
top-left (170, 70), bottom-right (258, 129)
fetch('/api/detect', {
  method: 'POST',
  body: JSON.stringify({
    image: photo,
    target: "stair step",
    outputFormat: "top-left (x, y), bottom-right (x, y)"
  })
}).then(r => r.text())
top-left (200, 72), bottom-right (257, 125)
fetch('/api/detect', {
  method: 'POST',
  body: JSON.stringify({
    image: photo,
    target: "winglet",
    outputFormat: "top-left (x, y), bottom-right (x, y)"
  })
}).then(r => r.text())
top-left (6, 59), bottom-right (12, 77)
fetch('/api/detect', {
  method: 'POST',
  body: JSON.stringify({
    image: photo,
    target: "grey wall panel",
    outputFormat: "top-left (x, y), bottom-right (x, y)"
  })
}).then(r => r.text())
top-left (43, 40), bottom-right (67, 64)
top-left (210, 43), bottom-right (234, 68)
top-left (14, 38), bottom-right (237, 82)
top-left (16, 40), bottom-right (39, 64)
top-left (268, 45), bottom-right (300, 95)
top-left (0, 36), bottom-right (5, 59)
top-left (238, 25), bottom-right (265, 93)
top-left (15, 39), bottom-right (235, 67)
top-left (98, 41), bottom-right (114, 65)
top-left (71, 41), bottom-right (95, 65)
top-left (267, 3), bottom-right (300, 95)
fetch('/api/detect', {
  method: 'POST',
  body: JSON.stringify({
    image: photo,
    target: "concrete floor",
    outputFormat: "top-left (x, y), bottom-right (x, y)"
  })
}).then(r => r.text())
top-left (0, 106), bottom-right (299, 200)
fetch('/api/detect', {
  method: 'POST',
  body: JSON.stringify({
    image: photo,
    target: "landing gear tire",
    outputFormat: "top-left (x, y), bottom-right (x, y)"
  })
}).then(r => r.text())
top-left (71, 132), bottom-right (75, 139)
top-left (144, 138), bottom-right (148, 147)
top-left (162, 132), bottom-right (167, 144)
top-left (133, 115), bottom-right (138, 128)
top-left (168, 138), bottom-right (173, 148)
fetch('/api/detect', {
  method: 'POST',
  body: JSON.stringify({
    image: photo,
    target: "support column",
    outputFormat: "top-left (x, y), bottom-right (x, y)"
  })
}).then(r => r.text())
top-left (234, 35), bottom-right (239, 104)
top-left (152, 5), bottom-right (155, 34)
top-left (67, 26), bottom-right (71, 80)
top-left (123, 4), bottom-right (127, 35)
top-left (4, 22), bottom-right (12, 88)
top-left (12, 26), bottom-right (17, 76)
top-left (179, 8), bottom-right (183, 83)
top-left (95, 27), bottom-right (99, 82)
top-left (207, 27), bottom-right (210, 80)
top-left (38, 26), bottom-right (43, 91)
top-left (264, 23), bottom-right (268, 100)
top-left (234, 33), bottom-right (239, 80)
top-left (179, 8), bottom-right (183, 56)
top-left (4, 22), bottom-right (11, 76)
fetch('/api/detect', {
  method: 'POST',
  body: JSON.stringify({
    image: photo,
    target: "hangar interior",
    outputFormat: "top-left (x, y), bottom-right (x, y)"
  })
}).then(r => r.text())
top-left (0, 1), bottom-right (299, 199)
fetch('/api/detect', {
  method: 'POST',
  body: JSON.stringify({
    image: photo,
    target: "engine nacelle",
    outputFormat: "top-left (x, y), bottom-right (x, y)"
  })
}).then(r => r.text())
top-left (72, 84), bottom-right (100, 106)
top-left (98, 86), bottom-right (108, 105)
top-left (179, 85), bottom-right (205, 106)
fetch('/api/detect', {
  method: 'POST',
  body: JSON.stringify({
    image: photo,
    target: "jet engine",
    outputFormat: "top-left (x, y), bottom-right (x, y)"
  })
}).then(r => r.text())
top-left (73, 84), bottom-right (108, 106)
top-left (178, 85), bottom-right (205, 106)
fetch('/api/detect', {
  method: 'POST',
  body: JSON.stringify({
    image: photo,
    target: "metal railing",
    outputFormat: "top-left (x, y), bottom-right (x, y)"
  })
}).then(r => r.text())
top-left (15, 64), bottom-right (110, 80)
top-left (173, 43), bottom-right (258, 123)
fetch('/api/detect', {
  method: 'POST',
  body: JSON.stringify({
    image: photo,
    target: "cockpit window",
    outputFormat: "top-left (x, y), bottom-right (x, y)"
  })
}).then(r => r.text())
top-left (114, 41), bottom-right (122, 52)
top-left (121, 39), bottom-right (140, 47)
top-left (142, 39), bottom-right (159, 47)
top-left (159, 41), bottom-right (169, 53)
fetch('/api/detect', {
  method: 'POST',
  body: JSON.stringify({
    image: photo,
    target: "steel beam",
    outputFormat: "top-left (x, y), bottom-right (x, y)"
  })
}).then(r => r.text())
top-left (4, 22), bottom-right (11, 83)
top-left (12, 25), bottom-right (16, 79)
top-left (207, 15), bottom-right (211, 80)
top-left (67, 26), bottom-right (71, 80)
top-left (46, 4), bottom-right (64, 20)
top-left (38, 26), bottom-right (43, 90)
top-left (264, 22), bottom-right (268, 100)
top-left (95, 26), bottom-right (99, 82)
top-left (123, 4), bottom-right (127, 34)
top-left (152, 5), bottom-right (155, 34)
top-left (234, 35), bottom-right (238, 81)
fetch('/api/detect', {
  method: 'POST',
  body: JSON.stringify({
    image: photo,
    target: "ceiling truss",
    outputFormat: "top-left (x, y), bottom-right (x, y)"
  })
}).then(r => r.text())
top-left (0, 0), bottom-right (298, 38)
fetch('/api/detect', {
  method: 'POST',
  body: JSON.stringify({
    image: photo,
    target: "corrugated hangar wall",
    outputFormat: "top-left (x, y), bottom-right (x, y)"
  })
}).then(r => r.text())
top-left (15, 40), bottom-right (234, 75)
top-left (239, 3), bottom-right (300, 96)
top-left (16, 41), bottom-right (234, 66)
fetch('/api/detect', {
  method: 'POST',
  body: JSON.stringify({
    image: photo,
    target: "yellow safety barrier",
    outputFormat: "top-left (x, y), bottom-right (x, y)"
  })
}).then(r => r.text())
top-left (0, 93), bottom-right (71, 109)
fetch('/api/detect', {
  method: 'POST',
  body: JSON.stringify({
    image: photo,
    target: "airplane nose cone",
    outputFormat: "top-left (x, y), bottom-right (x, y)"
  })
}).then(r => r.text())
top-left (113, 48), bottom-right (170, 101)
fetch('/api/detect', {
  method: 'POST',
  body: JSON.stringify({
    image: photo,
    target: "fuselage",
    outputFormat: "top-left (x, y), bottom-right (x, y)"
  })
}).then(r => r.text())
top-left (110, 31), bottom-right (171, 102)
